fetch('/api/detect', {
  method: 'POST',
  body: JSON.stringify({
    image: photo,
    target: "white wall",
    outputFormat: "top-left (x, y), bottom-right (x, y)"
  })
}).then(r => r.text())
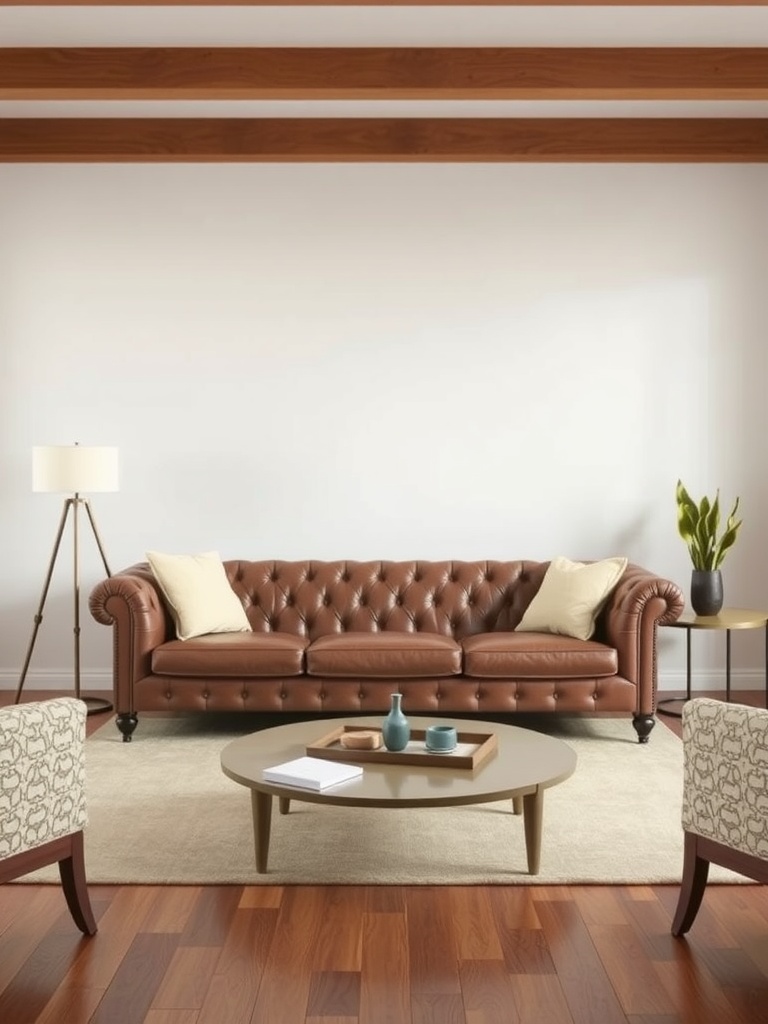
top-left (2, 162), bottom-right (767, 692)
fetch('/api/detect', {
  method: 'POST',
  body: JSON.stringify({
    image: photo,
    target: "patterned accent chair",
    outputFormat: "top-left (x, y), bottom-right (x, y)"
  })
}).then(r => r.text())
top-left (0, 698), bottom-right (97, 935)
top-left (672, 698), bottom-right (768, 936)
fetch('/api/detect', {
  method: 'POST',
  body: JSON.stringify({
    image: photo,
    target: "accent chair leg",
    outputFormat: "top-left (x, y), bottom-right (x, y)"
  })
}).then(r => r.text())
top-left (58, 831), bottom-right (97, 936)
top-left (632, 713), bottom-right (655, 744)
top-left (672, 831), bottom-right (710, 937)
top-left (116, 712), bottom-right (138, 742)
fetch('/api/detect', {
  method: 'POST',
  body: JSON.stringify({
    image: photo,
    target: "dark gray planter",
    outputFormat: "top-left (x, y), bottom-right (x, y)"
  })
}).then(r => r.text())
top-left (690, 569), bottom-right (724, 616)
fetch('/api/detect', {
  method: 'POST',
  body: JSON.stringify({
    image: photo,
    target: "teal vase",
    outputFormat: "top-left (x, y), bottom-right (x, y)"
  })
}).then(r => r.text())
top-left (382, 693), bottom-right (410, 752)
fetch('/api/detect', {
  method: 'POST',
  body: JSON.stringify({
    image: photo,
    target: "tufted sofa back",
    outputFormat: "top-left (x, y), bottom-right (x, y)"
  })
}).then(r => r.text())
top-left (223, 559), bottom-right (551, 641)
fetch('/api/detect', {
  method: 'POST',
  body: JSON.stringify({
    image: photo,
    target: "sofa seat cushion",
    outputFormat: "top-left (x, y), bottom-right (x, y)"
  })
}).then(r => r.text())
top-left (307, 631), bottom-right (462, 678)
top-left (462, 631), bottom-right (618, 679)
top-left (152, 632), bottom-right (307, 677)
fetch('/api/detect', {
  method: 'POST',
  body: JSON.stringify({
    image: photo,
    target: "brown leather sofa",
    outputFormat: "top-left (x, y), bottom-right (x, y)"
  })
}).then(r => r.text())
top-left (89, 559), bottom-right (684, 743)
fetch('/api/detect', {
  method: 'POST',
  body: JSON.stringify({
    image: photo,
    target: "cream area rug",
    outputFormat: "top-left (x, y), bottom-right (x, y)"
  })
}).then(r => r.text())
top-left (21, 713), bottom-right (745, 886)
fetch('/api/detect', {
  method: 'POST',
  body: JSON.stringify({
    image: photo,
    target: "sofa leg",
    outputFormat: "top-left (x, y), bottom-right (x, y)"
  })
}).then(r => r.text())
top-left (632, 713), bottom-right (655, 744)
top-left (116, 712), bottom-right (138, 742)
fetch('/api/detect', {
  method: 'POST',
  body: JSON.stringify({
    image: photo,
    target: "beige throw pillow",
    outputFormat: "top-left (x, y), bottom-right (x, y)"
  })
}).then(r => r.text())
top-left (516, 556), bottom-right (628, 641)
top-left (146, 550), bottom-right (251, 641)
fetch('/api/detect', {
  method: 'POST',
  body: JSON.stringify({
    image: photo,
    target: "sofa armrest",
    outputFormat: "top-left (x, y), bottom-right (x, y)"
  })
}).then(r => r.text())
top-left (681, 698), bottom-right (768, 857)
top-left (598, 563), bottom-right (684, 716)
top-left (89, 563), bottom-right (172, 713)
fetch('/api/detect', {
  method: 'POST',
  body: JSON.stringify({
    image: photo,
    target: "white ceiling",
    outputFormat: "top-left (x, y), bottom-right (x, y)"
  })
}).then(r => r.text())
top-left (2, 6), bottom-right (767, 120)
top-left (2, 6), bottom-right (768, 47)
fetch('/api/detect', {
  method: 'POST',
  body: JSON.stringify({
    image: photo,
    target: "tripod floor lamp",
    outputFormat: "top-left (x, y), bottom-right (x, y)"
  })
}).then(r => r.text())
top-left (15, 444), bottom-right (118, 715)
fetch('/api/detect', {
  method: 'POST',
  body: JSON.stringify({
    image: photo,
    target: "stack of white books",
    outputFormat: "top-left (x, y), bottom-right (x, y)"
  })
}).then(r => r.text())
top-left (262, 756), bottom-right (363, 791)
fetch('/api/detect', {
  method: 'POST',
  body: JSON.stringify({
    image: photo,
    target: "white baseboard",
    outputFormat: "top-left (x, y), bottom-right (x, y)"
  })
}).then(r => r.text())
top-left (0, 670), bottom-right (112, 692)
top-left (658, 669), bottom-right (764, 693)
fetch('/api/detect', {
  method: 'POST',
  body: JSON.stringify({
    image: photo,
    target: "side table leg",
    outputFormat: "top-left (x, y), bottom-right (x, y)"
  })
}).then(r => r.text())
top-left (686, 627), bottom-right (692, 701)
top-left (522, 788), bottom-right (544, 875)
top-left (251, 790), bottom-right (273, 873)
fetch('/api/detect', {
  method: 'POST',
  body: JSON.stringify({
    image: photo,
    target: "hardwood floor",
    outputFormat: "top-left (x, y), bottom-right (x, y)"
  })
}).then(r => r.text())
top-left (2, 691), bottom-right (767, 1024)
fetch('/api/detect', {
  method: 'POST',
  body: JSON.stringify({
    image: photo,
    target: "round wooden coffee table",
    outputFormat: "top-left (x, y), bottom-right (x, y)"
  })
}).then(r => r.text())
top-left (220, 716), bottom-right (577, 876)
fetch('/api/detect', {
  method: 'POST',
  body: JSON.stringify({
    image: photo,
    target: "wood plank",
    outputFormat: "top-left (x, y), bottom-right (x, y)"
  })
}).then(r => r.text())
top-left (654, 957), bottom-right (750, 1024)
top-left (196, 907), bottom-right (277, 1024)
top-left (0, 932), bottom-right (98, 1024)
top-left (587, 924), bottom-right (679, 1016)
top-left (142, 887), bottom-right (203, 934)
top-left (238, 886), bottom-right (283, 909)
top-left (2, 47), bottom-right (768, 101)
top-left (306, 1018), bottom-right (358, 1024)
top-left (448, 888), bottom-right (504, 961)
top-left (179, 887), bottom-right (242, 947)
top-left (247, 887), bottom-right (326, 1022)
top-left (507, 974), bottom-right (575, 1024)
top-left (35, 986), bottom-right (108, 1024)
top-left (406, 887), bottom-right (461, 997)
top-left (359, 911), bottom-right (410, 1024)
top-left (6, 117), bottom-right (760, 164)
top-left (459, 959), bottom-right (521, 1024)
top-left (365, 886), bottom-right (406, 913)
top-left (150, 947), bottom-right (221, 1011)
top-left (144, 1011), bottom-right (201, 1024)
top-left (306, 971), bottom-right (361, 1018)
top-left (534, 896), bottom-right (628, 1024)
top-left (411, 992), bottom-right (466, 1023)
top-left (66, 886), bottom-right (161, 990)
top-left (90, 933), bottom-right (180, 1024)
top-left (309, 887), bottom-right (366, 972)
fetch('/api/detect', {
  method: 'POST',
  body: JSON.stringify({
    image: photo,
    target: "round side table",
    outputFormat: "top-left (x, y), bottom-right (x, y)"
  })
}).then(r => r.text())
top-left (659, 608), bottom-right (768, 717)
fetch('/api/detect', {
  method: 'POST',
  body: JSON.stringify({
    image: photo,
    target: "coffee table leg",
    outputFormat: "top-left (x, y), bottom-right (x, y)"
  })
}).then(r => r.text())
top-left (522, 787), bottom-right (544, 875)
top-left (251, 790), bottom-right (272, 873)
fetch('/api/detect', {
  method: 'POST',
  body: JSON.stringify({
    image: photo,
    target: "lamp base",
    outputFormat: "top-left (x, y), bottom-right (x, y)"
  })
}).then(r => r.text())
top-left (81, 696), bottom-right (113, 716)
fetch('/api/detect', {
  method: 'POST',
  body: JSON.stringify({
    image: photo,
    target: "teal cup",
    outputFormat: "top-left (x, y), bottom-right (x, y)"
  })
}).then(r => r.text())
top-left (425, 725), bottom-right (458, 753)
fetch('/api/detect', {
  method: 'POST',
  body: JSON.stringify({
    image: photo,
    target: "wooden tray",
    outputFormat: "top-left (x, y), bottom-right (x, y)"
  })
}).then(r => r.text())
top-left (306, 725), bottom-right (498, 770)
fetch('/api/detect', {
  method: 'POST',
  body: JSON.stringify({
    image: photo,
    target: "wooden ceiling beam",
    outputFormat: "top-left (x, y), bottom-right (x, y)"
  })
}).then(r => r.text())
top-left (2, 117), bottom-right (767, 162)
top-left (3, 48), bottom-right (768, 100)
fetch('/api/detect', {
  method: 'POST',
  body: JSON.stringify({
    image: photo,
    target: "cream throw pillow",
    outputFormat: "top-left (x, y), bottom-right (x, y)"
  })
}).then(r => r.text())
top-left (146, 550), bottom-right (251, 641)
top-left (516, 556), bottom-right (628, 641)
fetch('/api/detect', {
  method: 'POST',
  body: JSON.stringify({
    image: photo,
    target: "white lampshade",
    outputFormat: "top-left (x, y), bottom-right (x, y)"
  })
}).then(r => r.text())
top-left (33, 445), bottom-right (119, 494)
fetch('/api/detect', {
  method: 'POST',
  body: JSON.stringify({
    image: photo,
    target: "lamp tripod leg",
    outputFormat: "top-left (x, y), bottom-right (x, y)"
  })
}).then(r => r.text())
top-left (75, 497), bottom-right (113, 715)
top-left (14, 500), bottom-right (73, 704)
top-left (15, 497), bottom-right (114, 715)
top-left (82, 499), bottom-right (112, 579)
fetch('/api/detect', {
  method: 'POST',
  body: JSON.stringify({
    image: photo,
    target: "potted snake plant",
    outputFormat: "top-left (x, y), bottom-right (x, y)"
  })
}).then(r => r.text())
top-left (675, 480), bottom-right (742, 616)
